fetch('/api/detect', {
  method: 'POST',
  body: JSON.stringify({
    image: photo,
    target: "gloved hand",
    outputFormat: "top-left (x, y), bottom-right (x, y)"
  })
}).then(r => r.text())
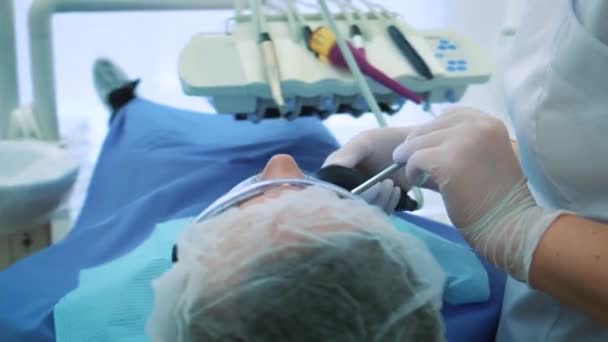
top-left (324, 127), bottom-right (411, 212)
top-left (393, 107), bottom-right (565, 282)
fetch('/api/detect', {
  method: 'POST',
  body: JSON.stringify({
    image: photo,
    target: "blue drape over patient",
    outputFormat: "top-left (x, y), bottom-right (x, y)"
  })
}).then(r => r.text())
top-left (0, 99), bottom-right (504, 341)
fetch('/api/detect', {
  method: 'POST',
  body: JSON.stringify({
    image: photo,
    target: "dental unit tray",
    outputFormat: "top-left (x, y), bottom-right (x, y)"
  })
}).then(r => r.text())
top-left (179, 14), bottom-right (491, 120)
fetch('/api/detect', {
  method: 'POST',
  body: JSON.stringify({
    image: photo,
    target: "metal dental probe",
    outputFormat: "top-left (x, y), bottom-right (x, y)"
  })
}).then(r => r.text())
top-left (351, 162), bottom-right (406, 195)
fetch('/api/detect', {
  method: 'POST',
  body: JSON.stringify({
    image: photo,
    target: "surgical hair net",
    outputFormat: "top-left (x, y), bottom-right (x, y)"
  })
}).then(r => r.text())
top-left (147, 186), bottom-right (446, 342)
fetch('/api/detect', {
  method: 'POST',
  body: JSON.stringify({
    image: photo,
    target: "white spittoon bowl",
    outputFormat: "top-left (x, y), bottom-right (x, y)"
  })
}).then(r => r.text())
top-left (0, 140), bottom-right (79, 234)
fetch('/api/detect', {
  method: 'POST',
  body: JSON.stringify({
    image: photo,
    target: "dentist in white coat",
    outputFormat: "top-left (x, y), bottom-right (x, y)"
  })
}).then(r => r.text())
top-left (325, 0), bottom-right (608, 340)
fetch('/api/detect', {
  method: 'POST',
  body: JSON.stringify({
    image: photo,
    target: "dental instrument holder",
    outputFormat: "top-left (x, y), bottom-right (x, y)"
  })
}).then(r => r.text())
top-left (258, 32), bottom-right (286, 111)
top-left (315, 164), bottom-right (418, 211)
top-left (179, 13), bottom-right (491, 120)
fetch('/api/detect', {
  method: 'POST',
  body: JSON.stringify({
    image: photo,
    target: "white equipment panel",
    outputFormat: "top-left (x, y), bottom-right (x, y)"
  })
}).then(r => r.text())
top-left (179, 14), bottom-right (491, 119)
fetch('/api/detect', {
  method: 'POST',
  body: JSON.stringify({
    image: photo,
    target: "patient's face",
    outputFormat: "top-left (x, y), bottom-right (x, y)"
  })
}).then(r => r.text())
top-left (204, 154), bottom-right (381, 277)
top-left (236, 154), bottom-right (376, 236)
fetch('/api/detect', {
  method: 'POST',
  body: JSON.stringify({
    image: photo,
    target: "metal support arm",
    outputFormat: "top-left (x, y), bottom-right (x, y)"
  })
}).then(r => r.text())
top-left (0, 0), bottom-right (20, 139)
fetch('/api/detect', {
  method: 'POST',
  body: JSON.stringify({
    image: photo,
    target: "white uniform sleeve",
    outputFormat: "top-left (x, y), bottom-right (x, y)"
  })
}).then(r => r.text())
top-left (574, 0), bottom-right (608, 44)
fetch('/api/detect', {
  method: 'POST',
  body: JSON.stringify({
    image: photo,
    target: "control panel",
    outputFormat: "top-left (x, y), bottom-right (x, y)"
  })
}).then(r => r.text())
top-left (179, 14), bottom-right (491, 120)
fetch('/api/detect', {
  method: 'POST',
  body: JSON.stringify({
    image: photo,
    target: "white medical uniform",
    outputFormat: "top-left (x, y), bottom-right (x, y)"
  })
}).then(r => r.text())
top-left (498, 0), bottom-right (608, 340)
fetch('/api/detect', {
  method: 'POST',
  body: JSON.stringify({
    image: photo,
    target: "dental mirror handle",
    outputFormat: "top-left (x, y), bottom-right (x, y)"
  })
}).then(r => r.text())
top-left (351, 162), bottom-right (406, 195)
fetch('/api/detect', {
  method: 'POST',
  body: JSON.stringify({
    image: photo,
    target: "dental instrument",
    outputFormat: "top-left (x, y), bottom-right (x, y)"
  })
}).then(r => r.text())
top-left (360, 0), bottom-right (433, 80)
top-left (330, 0), bottom-right (365, 50)
top-left (285, 0), bottom-right (317, 54)
top-left (180, 3), bottom-right (491, 120)
top-left (267, 1), bottom-right (299, 42)
top-left (252, 0), bottom-right (287, 112)
top-left (345, 0), bottom-right (373, 41)
top-left (388, 24), bottom-right (434, 80)
top-left (315, 0), bottom-right (388, 127)
top-left (351, 160), bottom-right (420, 213)
top-left (308, 26), bottom-right (424, 104)
top-left (351, 162), bottom-right (406, 195)
top-left (315, 164), bottom-right (418, 211)
top-left (349, 24), bottom-right (365, 50)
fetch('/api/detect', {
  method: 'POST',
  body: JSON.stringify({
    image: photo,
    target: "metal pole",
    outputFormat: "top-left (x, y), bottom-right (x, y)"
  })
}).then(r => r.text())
top-left (0, 0), bottom-right (20, 139)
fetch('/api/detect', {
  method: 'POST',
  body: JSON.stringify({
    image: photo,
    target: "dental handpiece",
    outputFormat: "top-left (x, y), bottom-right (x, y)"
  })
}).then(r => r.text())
top-left (351, 162), bottom-right (406, 195)
top-left (259, 32), bottom-right (286, 112)
top-left (387, 25), bottom-right (433, 80)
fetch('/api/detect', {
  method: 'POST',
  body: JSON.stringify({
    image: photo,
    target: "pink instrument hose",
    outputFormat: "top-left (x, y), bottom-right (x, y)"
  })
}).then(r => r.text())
top-left (328, 42), bottom-right (423, 104)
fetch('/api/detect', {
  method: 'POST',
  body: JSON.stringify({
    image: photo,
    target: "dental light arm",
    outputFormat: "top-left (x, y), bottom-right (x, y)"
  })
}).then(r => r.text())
top-left (0, 0), bottom-right (19, 139)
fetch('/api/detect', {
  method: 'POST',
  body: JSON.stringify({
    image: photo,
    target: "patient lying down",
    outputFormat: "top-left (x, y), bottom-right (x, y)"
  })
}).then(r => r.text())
top-left (147, 155), bottom-right (446, 341)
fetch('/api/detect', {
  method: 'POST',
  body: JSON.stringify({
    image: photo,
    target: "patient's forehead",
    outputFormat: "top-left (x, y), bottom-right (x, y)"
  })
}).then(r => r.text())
top-left (191, 187), bottom-right (390, 283)
top-left (223, 190), bottom-right (362, 247)
top-left (238, 184), bottom-right (304, 208)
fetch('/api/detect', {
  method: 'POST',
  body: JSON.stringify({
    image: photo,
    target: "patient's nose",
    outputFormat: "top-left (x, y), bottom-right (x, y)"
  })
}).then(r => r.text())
top-left (259, 154), bottom-right (306, 180)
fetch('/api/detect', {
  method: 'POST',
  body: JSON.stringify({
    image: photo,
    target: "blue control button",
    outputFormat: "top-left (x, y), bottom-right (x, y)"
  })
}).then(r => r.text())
top-left (445, 89), bottom-right (457, 103)
top-left (457, 66), bottom-right (467, 71)
top-left (320, 96), bottom-right (334, 111)
top-left (440, 39), bottom-right (449, 44)
top-left (438, 45), bottom-right (447, 50)
top-left (435, 53), bottom-right (444, 59)
top-left (447, 45), bottom-right (457, 50)
top-left (448, 60), bottom-right (456, 65)
top-left (447, 66), bottom-right (457, 72)
top-left (457, 59), bottom-right (467, 64)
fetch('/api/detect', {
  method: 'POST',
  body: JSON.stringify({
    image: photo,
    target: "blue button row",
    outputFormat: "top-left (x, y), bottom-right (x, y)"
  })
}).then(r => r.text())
top-left (448, 66), bottom-right (467, 72)
top-left (438, 38), bottom-right (457, 50)
top-left (447, 59), bottom-right (467, 65)
top-left (447, 65), bottom-right (467, 72)
top-left (438, 44), bottom-right (457, 50)
top-left (445, 89), bottom-right (457, 103)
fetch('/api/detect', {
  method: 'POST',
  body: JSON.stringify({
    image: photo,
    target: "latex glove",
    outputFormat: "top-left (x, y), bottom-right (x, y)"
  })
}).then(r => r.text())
top-left (358, 179), bottom-right (402, 213)
top-left (324, 128), bottom-right (410, 212)
top-left (393, 107), bottom-right (564, 282)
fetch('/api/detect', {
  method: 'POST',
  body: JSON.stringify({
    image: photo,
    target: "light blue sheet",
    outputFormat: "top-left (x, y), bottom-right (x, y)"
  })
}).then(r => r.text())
top-left (390, 217), bottom-right (489, 305)
top-left (55, 215), bottom-right (489, 341)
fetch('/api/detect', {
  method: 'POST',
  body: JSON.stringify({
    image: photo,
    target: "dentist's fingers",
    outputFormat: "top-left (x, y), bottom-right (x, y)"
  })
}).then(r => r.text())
top-left (402, 111), bottom-right (462, 140)
top-left (358, 179), bottom-right (401, 212)
top-left (359, 182), bottom-right (382, 204)
top-left (373, 179), bottom-right (397, 212)
top-left (393, 128), bottom-right (456, 163)
top-left (323, 138), bottom-right (371, 168)
top-left (360, 180), bottom-right (392, 212)
top-left (404, 147), bottom-right (446, 192)
top-left (386, 186), bottom-right (402, 212)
